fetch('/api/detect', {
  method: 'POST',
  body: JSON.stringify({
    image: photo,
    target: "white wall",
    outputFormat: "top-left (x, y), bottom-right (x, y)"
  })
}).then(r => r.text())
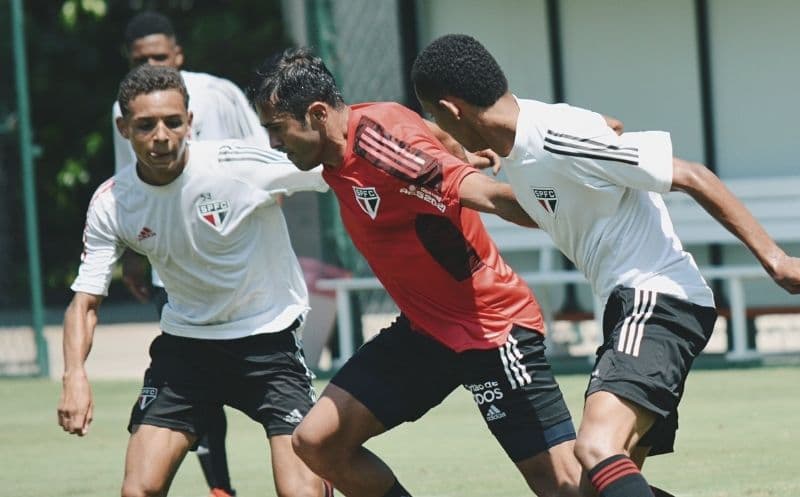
top-left (416, 0), bottom-right (554, 103)
top-left (559, 0), bottom-right (705, 162)
top-left (709, 0), bottom-right (800, 179)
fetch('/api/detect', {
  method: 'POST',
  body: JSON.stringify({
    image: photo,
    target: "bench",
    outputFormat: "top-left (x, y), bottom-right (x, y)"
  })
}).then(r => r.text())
top-left (317, 175), bottom-right (800, 365)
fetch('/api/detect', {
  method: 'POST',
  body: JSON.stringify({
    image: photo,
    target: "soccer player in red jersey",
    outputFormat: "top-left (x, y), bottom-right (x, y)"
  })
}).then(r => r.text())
top-left (248, 48), bottom-right (583, 497)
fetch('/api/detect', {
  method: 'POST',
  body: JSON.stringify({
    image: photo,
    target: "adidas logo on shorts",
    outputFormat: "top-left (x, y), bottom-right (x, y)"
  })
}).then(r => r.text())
top-left (485, 404), bottom-right (507, 422)
top-left (283, 408), bottom-right (304, 425)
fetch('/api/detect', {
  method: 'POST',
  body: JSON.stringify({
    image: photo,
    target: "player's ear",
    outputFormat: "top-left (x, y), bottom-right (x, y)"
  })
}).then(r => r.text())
top-left (308, 101), bottom-right (327, 126)
top-left (438, 98), bottom-right (462, 120)
top-left (115, 116), bottom-right (130, 139)
top-left (187, 110), bottom-right (194, 129)
top-left (174, 44), bottom-right (184, 68)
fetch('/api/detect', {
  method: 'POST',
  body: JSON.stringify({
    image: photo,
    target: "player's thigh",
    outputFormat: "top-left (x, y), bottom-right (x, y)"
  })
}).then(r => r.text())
top-left (459, 326), bottom-right (576, 464)
top-left (583, 286), bottom-right (716, 456)
top-left (327, 315), bottom-right (461, 431)
top-left (122, 424), bottom-right (195, 496)
top-left (578, 391), bottom-right (655, 457)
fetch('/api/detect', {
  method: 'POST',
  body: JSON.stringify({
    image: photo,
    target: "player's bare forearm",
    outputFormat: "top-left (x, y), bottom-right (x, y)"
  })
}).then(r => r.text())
top-left (62, 292), bottom-right (101, 375)
top-left (671, 158), bottom-right (800, 293)
top-left (59, 292), bottom-right (102, 436)
top-left (458, 173), bottom-right (539, 228)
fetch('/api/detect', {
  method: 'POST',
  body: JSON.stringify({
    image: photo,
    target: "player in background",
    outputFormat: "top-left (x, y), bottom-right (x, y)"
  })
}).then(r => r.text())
top-left (249, 47), bottom-right (584, 497)
top-left (411, 34), bottom-right (800, 497)
top-left (59, 65), bottom-right (333, 497)
top-left (111, 12), bottom-right (268, 497)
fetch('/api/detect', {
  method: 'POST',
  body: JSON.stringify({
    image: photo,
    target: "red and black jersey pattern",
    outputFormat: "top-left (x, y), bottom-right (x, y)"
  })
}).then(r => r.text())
top-left (353, 116), bottom-right (443, 191)
top-left (415, 214), bottom-right (484, 281)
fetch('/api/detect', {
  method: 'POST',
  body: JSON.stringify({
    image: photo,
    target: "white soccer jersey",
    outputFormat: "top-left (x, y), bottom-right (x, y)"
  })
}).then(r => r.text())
top-left (72, 141), bottom-right (329, 340)
top-left (112, 70), bottom-right (268, 287)
top-left (503, 98), bottom-right (714, 307)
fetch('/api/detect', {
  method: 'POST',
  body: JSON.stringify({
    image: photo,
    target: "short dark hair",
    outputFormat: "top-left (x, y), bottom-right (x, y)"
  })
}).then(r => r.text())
top-left (117, 65), bottom-right (189, 118)
top-left (412, 34), bottom-right (508, 108)
top-left (247, 47), bottom-right (344, 121)
top-left (124, 11), bottom-right (176, 49)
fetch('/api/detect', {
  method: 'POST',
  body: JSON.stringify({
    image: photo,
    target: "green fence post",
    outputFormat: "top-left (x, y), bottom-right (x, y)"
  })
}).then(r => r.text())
top-left (11, 0), bottom-right (48, 377)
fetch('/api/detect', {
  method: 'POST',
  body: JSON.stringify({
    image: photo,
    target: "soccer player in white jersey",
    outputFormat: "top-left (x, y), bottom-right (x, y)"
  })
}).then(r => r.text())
top-left (412, 34), bottom-right (800, 497)
top-left (57, 65), bottom-right (333, 497)
top-left (110, 12), bottom-right (269, 496)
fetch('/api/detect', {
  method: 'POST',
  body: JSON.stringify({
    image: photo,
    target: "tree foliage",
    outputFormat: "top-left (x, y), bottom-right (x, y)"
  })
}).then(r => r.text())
top-left (1, 0), bottom-right (289, 306)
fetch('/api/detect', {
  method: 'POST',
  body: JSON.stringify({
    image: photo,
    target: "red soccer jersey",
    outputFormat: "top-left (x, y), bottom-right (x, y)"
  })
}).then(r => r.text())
top-left (322, 102), bottom-right (544, 352)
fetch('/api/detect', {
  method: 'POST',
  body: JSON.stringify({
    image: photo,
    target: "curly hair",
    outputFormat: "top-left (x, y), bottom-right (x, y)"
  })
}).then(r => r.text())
top-left (117, 65), bottom-right (189, 118)
top-left (411, 34), bottom-right (507, 108)
top-left (124, 11), bottom-right (176, 50)
top-left (247, 47), bottom-right (344, 122)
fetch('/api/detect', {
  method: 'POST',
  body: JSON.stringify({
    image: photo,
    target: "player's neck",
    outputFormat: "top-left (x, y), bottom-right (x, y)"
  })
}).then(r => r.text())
top-left (321, 106), bottom-right (350, 168)
top-left (478, 93), bottom-right (519, 157)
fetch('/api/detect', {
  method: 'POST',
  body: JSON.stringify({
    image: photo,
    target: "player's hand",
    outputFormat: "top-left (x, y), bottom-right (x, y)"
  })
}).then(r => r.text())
top-left (121, 250), bottom-right (151, 303)
top-left (58, 370), bottom-right (94, 436)
top-left (769, 253), bottom-right (800, 294)
top-left (467, 149), bottom-right (502, 176)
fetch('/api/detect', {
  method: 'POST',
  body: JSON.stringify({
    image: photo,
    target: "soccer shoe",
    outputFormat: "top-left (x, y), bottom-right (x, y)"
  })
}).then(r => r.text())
top-left (208, 488), bottom-right (236, 497)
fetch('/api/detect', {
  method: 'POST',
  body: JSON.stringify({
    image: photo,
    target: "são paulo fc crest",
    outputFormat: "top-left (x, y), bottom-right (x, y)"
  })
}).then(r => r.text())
top-left (353, 186), bottom-right (381, 219)
top-left (138, 387), bottom-right (158, 410)
top-left (531, 187), bottom-right (558, 215)
top-left (197, 194), bottom-right (230, 230)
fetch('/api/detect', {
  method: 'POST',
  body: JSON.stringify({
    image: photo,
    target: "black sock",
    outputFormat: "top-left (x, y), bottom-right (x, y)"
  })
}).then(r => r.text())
top-left (196, 406), bottom-right (233, 493)
top-left (650, 486), bottom-right (676, 497)
top-left (588, 454), bottom-right (654, 496)
top-left (382, 478), bottom-right (412, 497)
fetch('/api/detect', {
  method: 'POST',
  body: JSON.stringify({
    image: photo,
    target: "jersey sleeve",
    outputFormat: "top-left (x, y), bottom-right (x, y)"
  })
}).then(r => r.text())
top-left (193, 79), bottom-right (269, 146)
top-left (70, 190), bottom-right (125, 296)
top-left (112, 102), bottom-right (136, 173)
top-left (216, 143), bottom-right (328, 199)
top-left (543, 104), bottom-right (673, 193)
top-left (363, 104), bottom-right (477, 200)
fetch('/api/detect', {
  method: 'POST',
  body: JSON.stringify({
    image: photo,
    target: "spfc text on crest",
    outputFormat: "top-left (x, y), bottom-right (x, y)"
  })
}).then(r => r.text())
top-left (353, 186), bottom-right (381, 219)
top-left (198, 199), bottom-right (230, 229)
top-left (532, 187), bottom-right (558, 215)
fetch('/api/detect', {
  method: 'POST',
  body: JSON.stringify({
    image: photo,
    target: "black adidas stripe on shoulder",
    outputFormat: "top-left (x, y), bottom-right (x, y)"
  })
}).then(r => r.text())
top-left (544, 129), bottom-right (639, 165)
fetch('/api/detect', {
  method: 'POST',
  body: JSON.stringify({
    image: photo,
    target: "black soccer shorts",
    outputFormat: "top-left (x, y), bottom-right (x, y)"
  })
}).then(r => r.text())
top-left (331, 315), bottom-right (576, 462)
top-left (585, 285), bottom-right (717, 455)
top-left (128, 321), bottom-right (316, 439)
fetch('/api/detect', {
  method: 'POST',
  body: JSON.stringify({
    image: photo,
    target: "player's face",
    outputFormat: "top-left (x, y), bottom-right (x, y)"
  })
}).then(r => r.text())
top-left (258, 103), bottom-right (323, 171)
top-left (117, 89), bottom-right (192, 185)
top-left (128, 34), bottom-right (184, 68)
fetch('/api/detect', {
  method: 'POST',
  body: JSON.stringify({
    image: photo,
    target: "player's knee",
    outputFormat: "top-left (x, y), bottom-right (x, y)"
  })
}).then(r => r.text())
top-left (291, 424), bottom-right (335, 473)
top-left (574, 434), bottom-right (618, 470)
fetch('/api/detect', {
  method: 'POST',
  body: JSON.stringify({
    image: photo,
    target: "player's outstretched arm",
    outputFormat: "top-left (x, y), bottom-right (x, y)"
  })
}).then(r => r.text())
top-left (58, 291), bottom-right (103, 436)
top-left (671, 157), bottom-right (800, 293)
top-left (458, 172), bottom-right (539, 228)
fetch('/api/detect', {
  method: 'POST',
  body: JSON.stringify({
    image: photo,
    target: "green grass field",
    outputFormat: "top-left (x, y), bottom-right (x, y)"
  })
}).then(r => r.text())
top-left (2, 367), bottom-right (799, 497)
